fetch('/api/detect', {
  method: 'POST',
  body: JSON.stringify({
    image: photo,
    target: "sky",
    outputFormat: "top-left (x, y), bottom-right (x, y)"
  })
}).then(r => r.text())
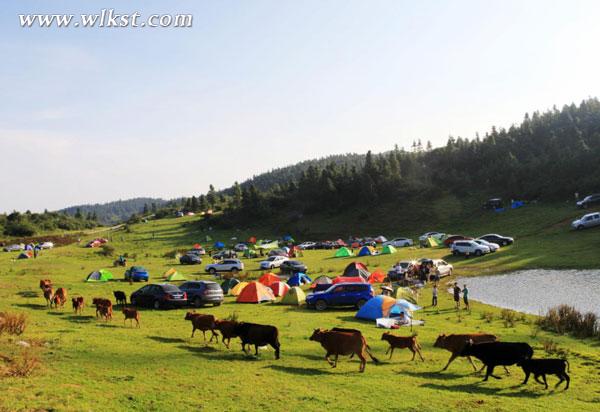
top-left (2, 0), bottom-right (600, 212)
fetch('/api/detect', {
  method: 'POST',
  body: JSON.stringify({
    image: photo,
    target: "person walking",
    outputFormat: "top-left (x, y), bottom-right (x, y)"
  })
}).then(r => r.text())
top-left (462, 284), bottom-right (470, 311)
top-left (453, 282), bottom-right (461, 309)
top-left (431, 283), bottom-right (438, 307)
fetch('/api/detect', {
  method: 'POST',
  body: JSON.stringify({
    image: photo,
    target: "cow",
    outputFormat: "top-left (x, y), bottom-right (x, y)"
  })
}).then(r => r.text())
top-left (43, 287), bottom-right (54, 307)
top-left (309, 328), bottom-right (378, 372)
top-left (518, 358), bottom-right (570, 390)
top-left (184, 312), bottom-right (219, 343)
top-left (122, 307), bottom-right (140, 328)
top-left (215, 319), bottom-right (239, 349)
top-left (53, 288), bottom-right (68, 309)
top-left (98, 304), bottom-right (113, 321)
top-left (434, 333), bottom-right (498, 372)
top-left (460, 341), bottom-right (533, 381)
top-left (72, 297), bottom-right (84, 314)
top-left (113, 291), bottom-right (127, 306)
top-left (233, 322), bottom-right (280, 359)
top-left (39, 279), bottom-right (52, 290)
top-left (381, 332), bottom-right (424, 361)
top-left (92, 298), bottom-right (113, 318)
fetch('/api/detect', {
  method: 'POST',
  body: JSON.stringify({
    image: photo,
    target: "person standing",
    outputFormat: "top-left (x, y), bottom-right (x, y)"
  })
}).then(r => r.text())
top-left (462, 284), bottom-right (470, 311)
top-left (453, 282), bottom-right (461, 309)
top-left (432, 283), bottom-right (438, 307)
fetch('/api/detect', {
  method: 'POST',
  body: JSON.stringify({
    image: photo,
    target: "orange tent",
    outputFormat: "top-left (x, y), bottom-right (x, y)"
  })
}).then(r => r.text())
top-left (269, 281), bottom-right (290, 297)
top-left (258, 272), bottom-right (280, 287)
top-left (368, 269), bottom-right (387, 283)
top-left (236, 282), bottom-right (275, 303)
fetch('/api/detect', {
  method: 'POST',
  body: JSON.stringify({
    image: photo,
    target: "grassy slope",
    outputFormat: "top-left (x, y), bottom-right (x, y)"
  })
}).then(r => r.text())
top-left (1, 203), bottom-right (600, 411)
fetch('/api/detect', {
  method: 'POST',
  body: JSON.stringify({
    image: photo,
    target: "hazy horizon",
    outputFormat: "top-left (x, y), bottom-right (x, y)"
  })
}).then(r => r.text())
top-left (3, 0), bottom-right (600, 213)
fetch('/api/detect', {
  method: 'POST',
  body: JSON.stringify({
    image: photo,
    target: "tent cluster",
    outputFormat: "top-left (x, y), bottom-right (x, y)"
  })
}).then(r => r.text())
top-left (220, 274), bottom-right (307, 305)
top-left (334, 244), bottom-right (398, 258)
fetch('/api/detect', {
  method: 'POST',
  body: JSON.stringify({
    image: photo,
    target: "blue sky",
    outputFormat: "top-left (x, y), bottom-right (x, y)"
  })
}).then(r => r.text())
top-left (2, 0), bottom-right (600, 212)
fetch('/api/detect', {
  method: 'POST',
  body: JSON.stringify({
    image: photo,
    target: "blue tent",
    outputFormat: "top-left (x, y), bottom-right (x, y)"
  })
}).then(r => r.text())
top-left (214, 241), bottom-right (225, 249)
top-left (357, 246), bottom-right (374, 256)
top-left (282, 235), bottom-right (293, 241)
top-left (355, 296), bottom-right (419, 320)
top-left (287, 272), bottom-right (312, 287)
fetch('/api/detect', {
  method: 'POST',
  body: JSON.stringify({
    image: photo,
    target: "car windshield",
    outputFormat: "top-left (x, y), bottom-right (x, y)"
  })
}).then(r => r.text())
top-left (205, 283), bottom-right (220, 290)
top-left (399, 262), bottom-right (409, 268)
top-left (161, 284), bottom-right (180, 292)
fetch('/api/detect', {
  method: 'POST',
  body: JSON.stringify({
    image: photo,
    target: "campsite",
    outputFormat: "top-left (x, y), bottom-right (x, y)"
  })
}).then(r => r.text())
top-left (1, 202), bottom-right (599, 411)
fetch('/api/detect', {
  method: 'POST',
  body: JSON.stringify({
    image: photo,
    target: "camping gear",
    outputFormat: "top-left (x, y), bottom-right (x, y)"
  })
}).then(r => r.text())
top-left (214, 241), bottom-right (225, 250)
top-left (342, 262), bottom-right (370, 280)
top-left (86, 269), bottom-right (114, 282)
top-left (248, 236), bottom-right (257, 244)
top-left (335, 239), bottom-right (348, 247)
top-left (287, 272), bottom-right (312, 287)
top-left (256, 240), bottom-right (279, 250)
top-left (357, 246), bottom-right (377, 256)
top-left (367, 269), bottom-right (387, 283)
top-left (165, 271), bottom-right (186, 281)
top-left (236, 282), bottom-right (275, 303)
top-left (381, 245), bottom-right (397, 254)
top-left (268, 249), bottom-right (288, 257)
top-left (311, 275), bottom-right (333, 289)
top-left (374, 236), bottom-right (388, 243)
top-left (230, 281), bottom-right (249, 296)
top-left (282, 235), bottom-right (294, 242)
top-left (17, 252), bottom-right (31, 259)
top-left (221, 278), bottom-right (240, 294)
top-left (334, 247), bottom-right (353, 258)
top-left (332, 276), bottom-right (366, 284)
top-left (259, 272), bottom-right (280, 287)
top-left (280, 286), bottom-right (306, 305)
top-left (269, 281), bottom-right (290, 297)
top-left (427, 237), bottom-right (441, 247)
top-left (355, 296), bottom-right (420, 321)
top-left (394, 287), bottom-right (418, 303)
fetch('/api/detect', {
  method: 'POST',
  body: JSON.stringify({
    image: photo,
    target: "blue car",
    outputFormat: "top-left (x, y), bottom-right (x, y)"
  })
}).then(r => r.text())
top-left (124, 266), bottom-right (149, 282)
top-left (306, 283), bottom-right (373, 311)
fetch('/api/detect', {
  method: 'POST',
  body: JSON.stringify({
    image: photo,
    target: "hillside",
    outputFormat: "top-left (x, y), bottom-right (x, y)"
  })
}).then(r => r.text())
top-left (59, 197), bottom-right (167, 225)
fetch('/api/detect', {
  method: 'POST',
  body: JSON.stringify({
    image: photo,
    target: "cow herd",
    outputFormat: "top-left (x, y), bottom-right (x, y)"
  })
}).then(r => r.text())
top-left (36, 280), bottom-right (571, 390)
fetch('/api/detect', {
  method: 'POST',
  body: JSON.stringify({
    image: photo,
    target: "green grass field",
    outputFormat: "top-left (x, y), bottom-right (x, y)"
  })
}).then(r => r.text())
top-left (1, 203), bottom-right (600, 411)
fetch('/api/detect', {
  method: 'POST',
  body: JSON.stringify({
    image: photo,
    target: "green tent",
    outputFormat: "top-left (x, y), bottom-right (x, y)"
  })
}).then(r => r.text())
top-left (86, 269), bottom-right (113, 282)
top-left (221, 278), bottom-right (240, 294)
top-left (427, 237), bottom-right (441, 247)
top-left (280, 286), bottom-right (306, 305)
top-left (256, 240), bottom-right (279, 250)
top-left (381, 245), bottom-right (397, 254)
top-left (334, 247), bottom-right (353, 258)
top-left (166, 271), bottom-right (186, 281)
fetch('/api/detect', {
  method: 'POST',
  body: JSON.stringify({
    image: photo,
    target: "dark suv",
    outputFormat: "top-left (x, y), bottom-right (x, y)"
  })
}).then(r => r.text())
top-left (280, 260), bottom-right (307, 274)
top-left (130, 284), bottom-right (187, 309)
top-left (577, 194), bottom-right (600, 209)
top-left (178, 281), bottom-right (224, 307)
top-left (306, 283), bottom-right (373, 311)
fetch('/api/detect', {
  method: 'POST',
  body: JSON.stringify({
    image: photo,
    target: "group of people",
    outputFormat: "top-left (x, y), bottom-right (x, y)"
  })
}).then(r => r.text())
top-left (430, 282), bottom-right (469, 310)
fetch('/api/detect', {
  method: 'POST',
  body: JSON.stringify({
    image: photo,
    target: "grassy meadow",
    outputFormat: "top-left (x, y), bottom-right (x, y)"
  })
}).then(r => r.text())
top-left (1, 203), bottom-right (600, 411)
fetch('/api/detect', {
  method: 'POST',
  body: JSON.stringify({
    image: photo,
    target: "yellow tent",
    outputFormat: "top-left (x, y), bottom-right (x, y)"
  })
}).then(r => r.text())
top-left (163, 268), bottom-right (177, 278)
top-left (427, 237), bottom-right (440, 247)
top-left (230, 281), bottom-right (249, 296)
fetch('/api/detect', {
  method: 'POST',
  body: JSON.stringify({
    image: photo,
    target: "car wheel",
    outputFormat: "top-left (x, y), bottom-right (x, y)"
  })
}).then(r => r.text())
top-left (194, 297), bottom-right (203, 308)
top-left (213, 302), bottom-right (221, 307)
top-left (356, 299), bottom-right (367, 309)
top-left (577, 225), bottom-right (584, 230)
top-left (231, 268), bottom-right (239, 275)
top-left (475, 250), bottom-right (482, 256)
top-left (315, 300), bottom-right (327, 311)
top-left (209, 268), bottom-right (217, 275)
top-left (153, 300), bottom-right (161, 310)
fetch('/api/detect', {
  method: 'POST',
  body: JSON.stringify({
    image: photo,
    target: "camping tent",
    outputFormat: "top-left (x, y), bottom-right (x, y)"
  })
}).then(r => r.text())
top-left (355, 296), bottom-right (417, 320)
top-left (334, 247), bottom-right (353, 258)
top-left (427, 237), bottom-right (441, 247)
top-left (381, 245), bottom-right (397, 255)
top-left (17, 252), bottom-right (31, 259)
top-left (236, 282), bottom-right (275, 303)
top-left (269, 281), bottom-right (290, 297)
top-left (282, 235), bottom-right (294, 242)
top-left (214, 241), bottom-right (225, 249)
top-left (163, 268), bottom-right (177, 278)
top-left (374, 236), bottom-right (388, 243)
top-left (256, 240), bottom-right (279, 250)
top-left (357, 246), bottom-right (377, 256)
top-left (332, 276), bottom-right (366, 284)
top-left (221, 278), bottom-right (240, 294)
top-left (259, 272), bottom-right (280, 287)
top-left (230, 281), bottom-right (249, 296)
top-left (166, 271), bottom-right (186, 281)
top-left (86, 269), bottom-right (113, 282)
top-left (335, 239), bottom-right (348, 247)
top-left (367, 269), bottom-right (387, 283)
top-left (311, 275), bottom-right (333, 288)
top-left (287, 272), bottom-right (312, 287)
top-left (342, 262), bottom-right (370, 280)
top-left (280, 286), bottom-right (306, 305)
top-left (268, 249), bottom-right (288, 257)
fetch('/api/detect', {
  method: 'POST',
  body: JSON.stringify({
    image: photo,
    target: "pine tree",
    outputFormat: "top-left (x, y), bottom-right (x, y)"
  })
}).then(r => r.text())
top-left (207, 184), bottom-right (216, 208)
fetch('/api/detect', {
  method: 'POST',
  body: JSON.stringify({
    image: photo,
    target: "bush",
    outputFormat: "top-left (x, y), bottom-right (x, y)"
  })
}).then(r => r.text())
top-left (0, 350), bottom-right (40, 377)
top-left (480, 311), bottom-right (494, 323)
top-left (536, 304), bottom-right (599, 338)
top-left (0, 312), bottom-right (27, 336)
top-left (3, 222), bottom-right (35, 237)
top-left (98, 244), bottom-right (115, 257)
top-left (500, 309), bottom-right (518, 328)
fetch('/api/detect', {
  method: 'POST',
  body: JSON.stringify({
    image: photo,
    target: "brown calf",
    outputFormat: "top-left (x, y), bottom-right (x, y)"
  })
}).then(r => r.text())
top-left (72, 297), bottom-right (85, 314)
top-left (184, 312), bottom-right (218, 343)
top-left (43, 287), bottom-right (54, 307)
top-left (434, 333), bottom-right (499, 371)
top-left (98, 304), bottom-right (113, 321)
top-left (215, 319), bottom-right (238, 348)
top-left (122, 307), bottom-right (140, 328)
top-left (309, 328), bottom-right (379, 373)
top-left (381, 332), bottom-right (424, 361)
top-left (39, 279), bottom-right (52, 290)
top-left (53, 288), bottom-right (68, 309)
top-left (92, 298), bottom-right (113, 318)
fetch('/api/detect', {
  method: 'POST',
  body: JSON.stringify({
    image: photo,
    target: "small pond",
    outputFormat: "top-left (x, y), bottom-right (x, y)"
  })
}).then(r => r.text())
top-left (457, 269), bottom-right (600, 317)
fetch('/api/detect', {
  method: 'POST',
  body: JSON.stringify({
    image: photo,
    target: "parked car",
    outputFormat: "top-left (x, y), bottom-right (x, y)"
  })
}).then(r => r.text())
top-left (298, 241), bottom-right (317, 250)
top-left (474, 239), bottom-right (500, 252)
top-left (443, 235), bottom-right (473, 247)
top-left (482, 198), bottom-right (503, 210)
top-left (130, 284), bottom-right (187, 309)
top-left (315, 241), bottom-right (337, 250)
top-left (306, 283), bottom-right (374, 311)
top-left (478, 234), bottom-right (514, 246)
top-left (178, 280), bottom-right (224, 307)
top-left (259, 255), bottom-right (289, 270)
top-left (451, 240), bottom-right (490, 257)
top-left (179, 253), bottom-right (202, 265)
top-left (187, 248), bottom-right (205, 256)
top-left (3, 244), bottom-right (24, 252)
top-left (387, 260), bottom-right (416, 281)
top-left (212, 250), bottom-right (237, 260)
top-left (430, 259), bottom-right (454, 278)
top-left (205, 259), bottom-right (244, 275)
top-left (383, 237), bottom-right (413, 247)
top-left (124, 266), bottom-right (149, 282)
top-left (571, 212), bottom-right (600, 230)
top-left (39, 242), bottom-right (54, 250)
top-left (576, 193), bottom-right (600, 209)
top-left (234, 243), bottom-right (248, 252)
top-left (279, 260), bottom-right (307, 275)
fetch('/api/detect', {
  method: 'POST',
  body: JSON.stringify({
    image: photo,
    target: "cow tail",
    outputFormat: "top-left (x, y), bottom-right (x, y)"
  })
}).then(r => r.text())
top-left (565, 359), bottom-right (570, 373)
top-left (365, 344), bottom-right (380, 364)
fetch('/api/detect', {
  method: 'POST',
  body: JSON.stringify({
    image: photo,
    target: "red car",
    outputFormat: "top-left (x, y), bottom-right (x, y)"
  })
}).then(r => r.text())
top-left (443, 235), bottom-right (473, 247)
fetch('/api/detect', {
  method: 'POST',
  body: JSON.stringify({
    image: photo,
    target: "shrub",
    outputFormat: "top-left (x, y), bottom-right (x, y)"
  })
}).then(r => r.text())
top-left (480, 311), bottom-right (494, 323)
top-left (0, 312), bottom-right (27, 336)
top-left (0, 350), bottom-right (40, 377)
top-left (500, 309), bottom-right (517, 328)
top-left (98, 244), bottom-right (115, 257)
top-left (3, 222), bottom-right (35, 237)
top-left (537, 304), bottom-right (598, 338)
top-left (541, 339), bottom-right (569, 358)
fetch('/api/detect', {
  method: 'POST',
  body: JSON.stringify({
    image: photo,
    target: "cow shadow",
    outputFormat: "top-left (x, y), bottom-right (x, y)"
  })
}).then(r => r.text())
top-left (64, 315), bottom-right (95, 323)
top-left (420, 382), bottom-right (544, 398)
top-left (147, 336), bottom-right (186, 344)
top-left (266, 365), bottom-right (329, 376)
top-left (96, 323), bottom-right (118, 328)
top-left (16, 291), bottom-right (39, 298)
top-left (403, 370), bottom-right (467, 380)
top-left (177, 344), bottom-right (237, 360)
top-left (12, 303), bottom-right (47, 310)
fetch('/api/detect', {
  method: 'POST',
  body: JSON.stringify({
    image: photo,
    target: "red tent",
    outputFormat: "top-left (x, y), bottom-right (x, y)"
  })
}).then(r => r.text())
top-left (269, 281), bottom-right (290, 297)
top-left (248, 236), bottom-right (257, 244)
top-left (336, 239), bottom-right (348, 246)
top-left (342, 262), bottom-right (370, 280)
top-left (236, 282), bottom-right (275, 303)
top-left (367, 269), bottom-right (386, 283)
top-left (332, 276), bottom-right (367, 284)
top-left (258, 272), bottom-right (280, 287)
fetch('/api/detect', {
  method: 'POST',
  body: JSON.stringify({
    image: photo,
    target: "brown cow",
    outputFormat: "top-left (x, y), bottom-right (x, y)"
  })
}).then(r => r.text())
top-left (39, 279), bottom-right (52, 290)
top-left (98, 304), bottom-right (113, 321)
top-left (72, 297), bottom-right (85, 314)
top-left (122, 307), bottom-right (140, 328)
top-left (381, 332), bottom-right (424, 361)
top-left (185, 312), bottom-right (218, 343)
top-left (43, 287), bottom-right (54, 307)
top-left (434, 333), bottom-right (498, 371)
top-left (309, 328), bottom-right (379, 373)
top-left (215, 319), bottom-right (238, 349)
top-left (53, 288), bottom-right (68, 309)
top-left (92, 298), bottom-right (113, 318)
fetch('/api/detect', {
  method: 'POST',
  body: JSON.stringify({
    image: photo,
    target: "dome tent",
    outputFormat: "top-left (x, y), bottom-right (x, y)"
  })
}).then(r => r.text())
top-left (230, 281), bottom-right (249, 296)
top-left (221, 278), bottom-right (240, 294)
top-left (357, 246), bottom-right (377, 256)
top-left (381, 245), bottom-right (397, 254)
top-left (367, 269), bottom-right (386, 283)
top-left (269, 281), bottom-right (290, 297)
top-left (236, 282), bottom-right (275, 303)
top-left (342, 262), bottom-right (370, 280)
top-left (334, 247), bottom-right (353, 258)
top-left (280, 286), bottom-right (306, 305)
top-left (355, 296), bottom-right (416, 320)
top-left (259, 272), bottom-right (280, 287)
top-left (311, 275), bottom-right (333, 288)
top-left (287, 272), bottom-right (311, 287)
top-left (86, 269), bottom-right (114, 282)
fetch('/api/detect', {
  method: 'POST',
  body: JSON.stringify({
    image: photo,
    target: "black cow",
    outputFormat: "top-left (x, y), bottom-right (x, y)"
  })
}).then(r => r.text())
top-left (518, 358), bottom-right (570, 390)
top-left (113, 291), bottom-right (127, 306)
top-left (460, 341), bottom-right (533, 381)
top-left (233, 322), bottom-right (280, 359)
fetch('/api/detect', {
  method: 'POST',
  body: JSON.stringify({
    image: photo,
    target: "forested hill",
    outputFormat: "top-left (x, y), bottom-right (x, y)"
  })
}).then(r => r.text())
top-left (59, 197), bottom-right (167, 225)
